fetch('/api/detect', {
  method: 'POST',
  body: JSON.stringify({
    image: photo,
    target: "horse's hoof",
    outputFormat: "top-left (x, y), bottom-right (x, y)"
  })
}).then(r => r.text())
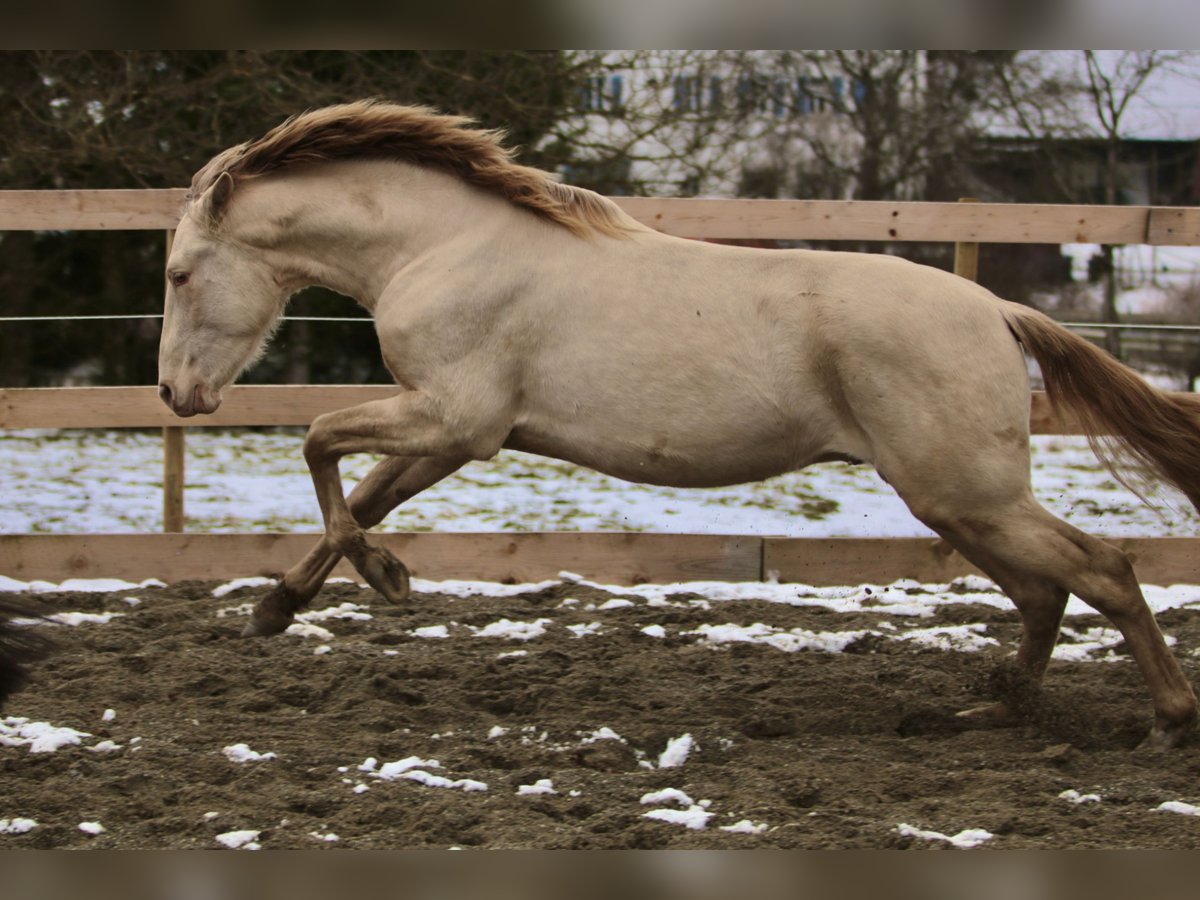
top-left (241, 584), bottom-right (298, 637)
top-left (359, 546), bottom-right (411, 604)
top-left (1137, 723), bottom-right (1192, 751)
top-left (241, 613), bottom-right (293, 638)
top-left (955, 702), bottom-right (1017, 727)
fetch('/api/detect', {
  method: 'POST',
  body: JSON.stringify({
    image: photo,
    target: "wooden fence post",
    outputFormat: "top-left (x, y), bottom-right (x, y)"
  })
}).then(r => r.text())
top-left (953, 197), bottom-right (980, 282)
top-left (161, 228), bottom-right (185, 533)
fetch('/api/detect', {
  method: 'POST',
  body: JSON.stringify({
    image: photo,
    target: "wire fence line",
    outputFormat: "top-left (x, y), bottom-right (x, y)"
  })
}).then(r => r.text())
top-left (0, 314), bottom-right (371, 323)
top-left (5, 315), bottom-right (1200, 333)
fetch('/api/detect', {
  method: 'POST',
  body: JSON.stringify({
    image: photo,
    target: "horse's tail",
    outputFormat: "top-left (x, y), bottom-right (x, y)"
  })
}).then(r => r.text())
top-left (1000, 301), bottom-right (1200, 509)
top-left (0, 599), bottom-right (53, 711)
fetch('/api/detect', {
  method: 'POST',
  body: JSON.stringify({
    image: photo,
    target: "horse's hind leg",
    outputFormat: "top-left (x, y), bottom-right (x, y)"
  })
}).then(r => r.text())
top-left (897, 479), bottom-right (1197, 747)
top-left (942, 538), bottom-right (1069, 725)
top-left (244, 453), bottom-right (467, 637)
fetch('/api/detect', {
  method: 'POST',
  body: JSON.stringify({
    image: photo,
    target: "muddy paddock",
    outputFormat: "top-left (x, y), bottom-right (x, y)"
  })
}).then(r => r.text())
top-left (4, 576), bottom-right (1200, 849)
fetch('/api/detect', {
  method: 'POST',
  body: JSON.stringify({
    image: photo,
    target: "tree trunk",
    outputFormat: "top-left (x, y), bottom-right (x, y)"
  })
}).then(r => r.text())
top-left (1102, 138), bottom-right (1122, 360)
top-left (1101, 244), bottom-right (1122, 360)
top-left (286, 320), bottom-right (312, 385)
top-left (0, 232), bottom-right (35, 386)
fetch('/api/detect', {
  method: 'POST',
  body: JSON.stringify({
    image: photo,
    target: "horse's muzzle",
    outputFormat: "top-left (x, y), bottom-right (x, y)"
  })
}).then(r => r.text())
top-left (158, 382), bottom-right (219, 417)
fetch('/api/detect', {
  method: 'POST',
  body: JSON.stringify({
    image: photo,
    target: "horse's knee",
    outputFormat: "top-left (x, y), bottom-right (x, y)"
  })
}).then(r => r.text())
top-left (302, 420), bottom-right (335, 468)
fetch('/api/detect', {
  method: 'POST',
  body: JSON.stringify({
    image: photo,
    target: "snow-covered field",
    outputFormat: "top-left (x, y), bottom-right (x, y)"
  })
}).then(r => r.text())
top-left (1, 428), bottom-right (1198, 538)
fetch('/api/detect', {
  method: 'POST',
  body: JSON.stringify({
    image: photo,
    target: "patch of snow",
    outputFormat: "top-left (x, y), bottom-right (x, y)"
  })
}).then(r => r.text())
top-left (643, 805), bottom-right (713, 830)
top-left (399, 770), bottom-right (488, 792)
top-left (597, 598), bottom-right (635, 610)
top-left (469, 618), bottom-right (551, 641)
top-left (1059, 789), bottom-right (1102, 804)
top-left (222, 743), bottom-right (277, 764)
top-left (298, 603), bottom-right (372, 622)
top-left (285, 622), bottom-right (334, 641)
top-left (487, 726), bottom-right (508, 739)
top-left (309, 831), bottom-right (339, 842)
top-left (581, 727), bottom-right (625, 744)
top-left (566, 622), bottom-right (603, 638)
top-left (895, 624), bottom-right (999, 653)
top-left (658, 734), bottom-right (695, 769)
top-left (720, 819), bottom-right (770, 834)
top-left (1054, 626), bottom-right (1130, 663)
top-left (0, 716), bottom-right (91, 753)
top-left (78, 822), bottom-right (105, 835)
top-left (1156, 800), bottom-right (1200, 816)
top-left (411, 624), bottom-right (449, 639)
top-left (411, 578), bottom-right (560, 598)
top-left (373, 756), bottom-right (438, 779)
top-left (687, 621), bottom-right (870, 654)
top-left (640, 788), bottom-right (695, 807)
top-left (215, 829), bottom-right (261, 849)
top-left (101, 709), bottom-right (116, 722)
top-left (212, 577), bottom-right (276, 598)
top-left (0, 818), bottom-right (37, 834)
top-left (44, 611), bottom-right (124, 627)
top-left (897, 823), bottom-right (993, 848)
top-left (0, 576), bottom-right (163, 594)
top-left (640, 624), bottom-right (667, 638)
top-left (517, 779), bottom-right (557, 796)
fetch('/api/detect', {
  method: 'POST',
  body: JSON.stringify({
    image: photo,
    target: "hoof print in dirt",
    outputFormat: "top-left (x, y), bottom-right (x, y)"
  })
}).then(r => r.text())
top-left (574, 741), bottom-right (639, 772)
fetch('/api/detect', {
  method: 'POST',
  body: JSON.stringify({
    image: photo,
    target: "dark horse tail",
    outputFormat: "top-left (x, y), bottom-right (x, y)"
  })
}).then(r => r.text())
top-left (1001, 301), bottom-right (1200, 510)
top-left (0, 599), bottom-right (53, 710)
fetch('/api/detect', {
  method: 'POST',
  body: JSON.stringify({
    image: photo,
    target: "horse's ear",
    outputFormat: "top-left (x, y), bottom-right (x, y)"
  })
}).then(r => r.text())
top-left (202, 171), bottom-right (235, 223)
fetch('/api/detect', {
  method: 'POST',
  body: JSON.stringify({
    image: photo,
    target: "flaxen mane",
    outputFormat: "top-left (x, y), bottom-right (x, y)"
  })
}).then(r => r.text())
top-left (189, 100), bottom-right (642, 239)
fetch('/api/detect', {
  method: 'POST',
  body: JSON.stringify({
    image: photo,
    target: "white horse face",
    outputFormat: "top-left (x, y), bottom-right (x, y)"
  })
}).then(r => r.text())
top-left (158, 178), bottom-right (284, 417)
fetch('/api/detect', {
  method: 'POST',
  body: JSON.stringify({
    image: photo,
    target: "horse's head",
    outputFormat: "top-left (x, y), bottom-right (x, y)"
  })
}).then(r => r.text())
top-left (157, 173), bottom-right (286, 417)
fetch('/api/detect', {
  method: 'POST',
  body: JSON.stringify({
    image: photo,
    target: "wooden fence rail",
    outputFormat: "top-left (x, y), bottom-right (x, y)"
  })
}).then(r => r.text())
top-left (2, 190), bottom-right (1199, 587)
top-left (0, 384), bottom-right (1090, 433)
top-left (2, 188), bottom-right (1199, 244)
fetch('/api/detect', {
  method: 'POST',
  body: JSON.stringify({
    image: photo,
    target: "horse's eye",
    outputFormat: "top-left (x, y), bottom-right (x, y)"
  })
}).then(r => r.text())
top-left (170, 271), bottom-right (190, 288)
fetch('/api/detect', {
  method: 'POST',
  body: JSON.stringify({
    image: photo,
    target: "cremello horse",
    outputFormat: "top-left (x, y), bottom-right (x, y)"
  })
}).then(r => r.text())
top-left (158, 101), bottom-right (1200, 747)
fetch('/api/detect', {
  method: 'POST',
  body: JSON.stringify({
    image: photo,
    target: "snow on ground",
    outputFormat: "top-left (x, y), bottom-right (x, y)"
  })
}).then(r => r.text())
top-left (896, 823), bottom-right (994, 849)
top-left (1, 429), bottom-right (1198, 538)
top-left (1156, 801), bottom-right (1200, 817)
top-left (1058, 244), bottom-right (1200, 304)
top-left (7, 572), bottom-right (1200, 653)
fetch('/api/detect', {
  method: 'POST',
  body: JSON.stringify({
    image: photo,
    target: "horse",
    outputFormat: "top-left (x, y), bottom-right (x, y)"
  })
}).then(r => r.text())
top-left (157, 100), bottom-right (1200, 748)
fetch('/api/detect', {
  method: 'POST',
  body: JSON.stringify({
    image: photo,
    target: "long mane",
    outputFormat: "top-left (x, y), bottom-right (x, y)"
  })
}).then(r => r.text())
top-left (188, 100), bottom-right (642, 239)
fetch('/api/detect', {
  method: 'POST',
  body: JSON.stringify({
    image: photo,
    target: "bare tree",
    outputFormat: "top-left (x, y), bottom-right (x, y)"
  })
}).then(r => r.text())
top-left (992, 50), bottom-right (1200, 358)
top-left (1082, 51), bottom-right (1197, 357)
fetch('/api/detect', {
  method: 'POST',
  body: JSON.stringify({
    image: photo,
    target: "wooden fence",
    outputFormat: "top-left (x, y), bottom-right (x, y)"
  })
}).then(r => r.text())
top-left (2, 189), bottom-right (1199, 586)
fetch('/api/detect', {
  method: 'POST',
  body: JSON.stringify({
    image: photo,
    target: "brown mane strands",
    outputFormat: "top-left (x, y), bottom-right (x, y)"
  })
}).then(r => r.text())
top-left (188, 100), bottom-right (641, 240)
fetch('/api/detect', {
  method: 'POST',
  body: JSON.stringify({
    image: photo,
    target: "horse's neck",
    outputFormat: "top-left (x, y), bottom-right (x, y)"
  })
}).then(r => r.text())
top-left (234, 161), bottom-right (504, 311)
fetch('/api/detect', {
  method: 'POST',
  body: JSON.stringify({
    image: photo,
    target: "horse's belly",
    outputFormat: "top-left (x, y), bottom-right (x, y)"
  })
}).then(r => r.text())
top-left (505, 420), bottom-right (819, 489)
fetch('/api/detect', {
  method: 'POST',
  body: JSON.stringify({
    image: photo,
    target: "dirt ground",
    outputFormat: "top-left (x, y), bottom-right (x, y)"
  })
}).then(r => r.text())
top-left (4, 577), bottom-right (1200, 849)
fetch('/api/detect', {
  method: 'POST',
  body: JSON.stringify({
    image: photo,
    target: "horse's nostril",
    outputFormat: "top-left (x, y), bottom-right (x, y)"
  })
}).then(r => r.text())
top-left (158, 383), bottom-right (173, 406)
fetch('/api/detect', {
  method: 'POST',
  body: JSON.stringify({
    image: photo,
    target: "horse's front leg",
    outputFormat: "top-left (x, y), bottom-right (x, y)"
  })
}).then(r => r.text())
top-left (301, 391), bottom-right (496, 604)
top-left (244, 453), bottom-right (467, 637)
